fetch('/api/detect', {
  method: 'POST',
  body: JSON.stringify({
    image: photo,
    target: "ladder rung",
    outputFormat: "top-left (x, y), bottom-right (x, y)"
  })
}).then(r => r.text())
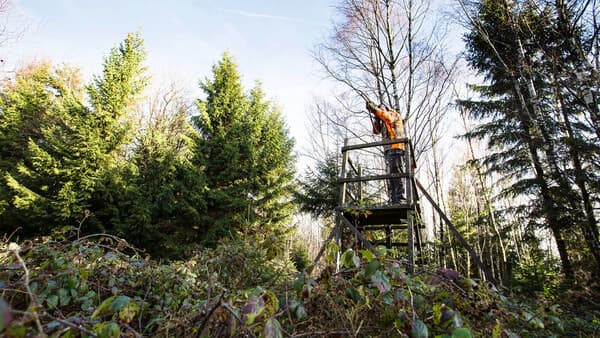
top-left (359, 224), bottom-right (408, 231)
top-left (339, 173), bottom-right (410, 183)
top-left (357, 224), bottom-right (425, 231)
top-left (371, 241), bottom-right (408, 247)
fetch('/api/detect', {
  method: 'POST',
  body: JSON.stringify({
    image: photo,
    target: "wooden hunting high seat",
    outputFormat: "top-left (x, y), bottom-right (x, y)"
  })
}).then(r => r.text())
top-left (334, 137), bottom-right (425, 270)
top-left (309, 137), bottom-right (496, 283)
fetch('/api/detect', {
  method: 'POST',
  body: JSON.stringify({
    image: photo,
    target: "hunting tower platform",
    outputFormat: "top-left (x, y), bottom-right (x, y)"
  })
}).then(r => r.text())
top-left (310, 136), bottom-right (495, 282)
top-left (334, 137), bottom-right (425, 271)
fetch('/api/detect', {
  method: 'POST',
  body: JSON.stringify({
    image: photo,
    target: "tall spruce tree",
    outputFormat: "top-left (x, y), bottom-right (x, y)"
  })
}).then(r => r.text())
top-left (0, 33), bottom-right (147, 236)
top-left (460, 0), bottom-right (574, 276)
top-left (460, 0), bottom-right (600, 276)
top-left (539, 0), bottom-right (600, 273)
top-left (194, 54), bottom-right (295, 244)
top-left (0, 63), bottom-right (85, 233)
top-left (110, 90), bottom-right (207, 257)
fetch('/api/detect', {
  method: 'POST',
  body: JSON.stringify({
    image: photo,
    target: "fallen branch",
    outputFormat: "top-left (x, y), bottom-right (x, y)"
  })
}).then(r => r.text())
top-left (197, 292), bottom-right (225, 334)
top-left (291, 329), bottom-right (351, 337)
top-left (43, 314), bottom-right (97, 337)
top-left (9, 242), bottom-right (44, 335)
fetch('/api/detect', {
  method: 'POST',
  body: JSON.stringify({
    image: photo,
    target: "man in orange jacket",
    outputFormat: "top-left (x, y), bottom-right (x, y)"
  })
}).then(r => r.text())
top-left (364, 97), bottom-right (406, 204)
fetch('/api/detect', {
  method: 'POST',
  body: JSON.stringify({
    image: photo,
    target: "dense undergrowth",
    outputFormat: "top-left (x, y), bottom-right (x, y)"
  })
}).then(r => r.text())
top-left (0, 235), bottom-right (598, 337)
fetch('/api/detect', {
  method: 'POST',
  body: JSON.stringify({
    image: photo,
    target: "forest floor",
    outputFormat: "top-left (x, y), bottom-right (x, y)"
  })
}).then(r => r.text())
top-left (1, 235), bottom-right (599, 337)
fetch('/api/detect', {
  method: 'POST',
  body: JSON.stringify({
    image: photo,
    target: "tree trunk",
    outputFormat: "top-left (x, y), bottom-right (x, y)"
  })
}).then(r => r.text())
top-left (550, 225), bottom-right (573, 278)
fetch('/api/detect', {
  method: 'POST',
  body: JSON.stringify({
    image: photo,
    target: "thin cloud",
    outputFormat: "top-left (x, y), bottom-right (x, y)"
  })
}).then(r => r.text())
top-left (221, 8), bottom-right (326, 27)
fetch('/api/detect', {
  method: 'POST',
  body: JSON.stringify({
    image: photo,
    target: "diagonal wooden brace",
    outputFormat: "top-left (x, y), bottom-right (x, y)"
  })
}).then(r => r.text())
top-left (336, 210), bottom-right (378, 255)
top-left (415, 179), bottom-right (496, 284)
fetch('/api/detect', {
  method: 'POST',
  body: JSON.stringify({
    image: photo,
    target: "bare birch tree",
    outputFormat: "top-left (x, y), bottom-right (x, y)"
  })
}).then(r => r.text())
top-left (313, 0), bottom-right (458, 158)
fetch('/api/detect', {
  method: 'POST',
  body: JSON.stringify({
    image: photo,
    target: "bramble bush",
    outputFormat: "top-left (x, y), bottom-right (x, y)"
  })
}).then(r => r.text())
top-left (0, 235), bottom-right (598, 337)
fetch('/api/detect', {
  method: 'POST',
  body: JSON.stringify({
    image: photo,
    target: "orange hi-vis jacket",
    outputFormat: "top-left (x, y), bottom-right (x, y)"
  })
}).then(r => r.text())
top-left (366, 101), bottom-right (405, 151)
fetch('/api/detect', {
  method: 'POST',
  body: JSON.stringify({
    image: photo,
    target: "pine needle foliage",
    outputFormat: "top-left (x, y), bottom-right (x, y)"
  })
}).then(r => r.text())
top-left (193, 53), bottom-right (296, 245)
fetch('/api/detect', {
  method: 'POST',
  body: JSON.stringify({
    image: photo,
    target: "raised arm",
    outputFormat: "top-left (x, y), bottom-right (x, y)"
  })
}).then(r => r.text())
top-left (365, 101), bottom-right (394, 124)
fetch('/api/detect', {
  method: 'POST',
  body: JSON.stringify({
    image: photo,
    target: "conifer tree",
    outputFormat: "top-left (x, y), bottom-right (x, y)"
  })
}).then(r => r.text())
top-left (0, 33), bottom-right (147, 235)
top-left (294, 152), bottom-right (340, 219)
top-left (459, 0), bottom-right (600, 275)
top-left (460, 0), bottom-right (575, 276)
top-left (194, 54), bottom-right (295, 244)
top-left (110, 89), bottom-right (206, 257)
top-left (87, 32), bottom-right (148, 154)
top-left (0, 63), bottom-right (87, 234)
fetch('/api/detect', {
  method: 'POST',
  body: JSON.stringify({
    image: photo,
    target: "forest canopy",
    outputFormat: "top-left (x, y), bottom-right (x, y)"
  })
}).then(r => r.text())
top-left (0, 34), bottom-right (296, 258)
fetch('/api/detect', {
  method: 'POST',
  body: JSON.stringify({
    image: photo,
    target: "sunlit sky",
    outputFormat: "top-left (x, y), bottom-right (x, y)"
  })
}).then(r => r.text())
top-left (4, 0), bottom-right (339, 161)
top-left (4, 0), bottom-right (466, 174)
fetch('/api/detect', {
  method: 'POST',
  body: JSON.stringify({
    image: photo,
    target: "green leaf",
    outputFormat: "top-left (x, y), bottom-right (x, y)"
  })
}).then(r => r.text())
top-left (58, 288), bottom-right (71, 306)
top-left (264, 317), bottom-right (283, 338)
top-left (433, 303), bottom-right (442, 326)
top-left (411, 320), bottom-right (428, 338)
top-left (293, 275), bottom-right (304, 294)
top-left (352, 253), bottom-right (361, 268)
top-left (346, 287), bottom-right (362, 304)
top-left (375, 245), bottom-right (388, 257)
top-left (289, 299), bottom-right (307, 319)
top-left (47, 295), bottom-right (59, 309)
top-left (46, 321), bottom-right (62, 331)
top-left (92, 297), bottom-right (114, 319)
top-left (95, 321), bottom-right (120, 338)
top-left (341, 249), bottom-right (358, 268)
top-left (492, 322), bottom-right (502, 338)
top-left (359, 249), bottom-right (375, 262)
top-left (364, 260), bottom-right (380, 277)
top-left (63, 330), bottom-right (76, 338)
top-left (451, 327), bottom-right (472, 338)
top-left (118, 301), bottom-right (140, 323)
top-left (6, 326), bottom-right (26, 337)
top-left (241, 296), bottom-right (265, 325)
top-left (452, 312), bottom-right (463, 328)
top-left (530, 317), bottom-right (544, 329)
top-left (371, 271), bottom-right (391, 293)
top-left (92, 295), bottom-right (131, 319)
top-left (547, 315), bottom-right (564, 331)
top-left (382, 292), bottom-right (394, 304)
top-left (66, 277), bottom-right (79, 289)
top-left (110, 295), bottom-right (131, 312)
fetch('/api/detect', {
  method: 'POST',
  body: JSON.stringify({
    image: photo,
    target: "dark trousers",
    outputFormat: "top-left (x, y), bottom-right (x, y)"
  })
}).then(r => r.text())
top-left (385, 149), bottom-right (405, 203)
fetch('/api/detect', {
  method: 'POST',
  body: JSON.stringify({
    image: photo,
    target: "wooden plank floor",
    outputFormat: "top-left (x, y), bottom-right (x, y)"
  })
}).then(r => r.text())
top-left (339, 204), bottom-right (424, 226)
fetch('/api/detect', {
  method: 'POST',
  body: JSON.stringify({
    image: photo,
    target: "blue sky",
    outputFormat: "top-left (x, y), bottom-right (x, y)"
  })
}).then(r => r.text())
top-left (5, 0), bottom-right (338, 157)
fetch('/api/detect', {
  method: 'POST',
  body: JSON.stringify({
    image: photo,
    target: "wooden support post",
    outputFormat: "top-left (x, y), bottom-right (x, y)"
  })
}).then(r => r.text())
top-left (336, 139), bottom-right (350, 271)
top-left (385, 225), bottom-right (392, 249)
top-left (405, 141), bottom-right (412, 206)
top-left (414, 214), bottom-right (425, 265)
top-left (335, 216), bottom-right (341, 272)
top-left (408, 212), bottom-right (414, 273)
